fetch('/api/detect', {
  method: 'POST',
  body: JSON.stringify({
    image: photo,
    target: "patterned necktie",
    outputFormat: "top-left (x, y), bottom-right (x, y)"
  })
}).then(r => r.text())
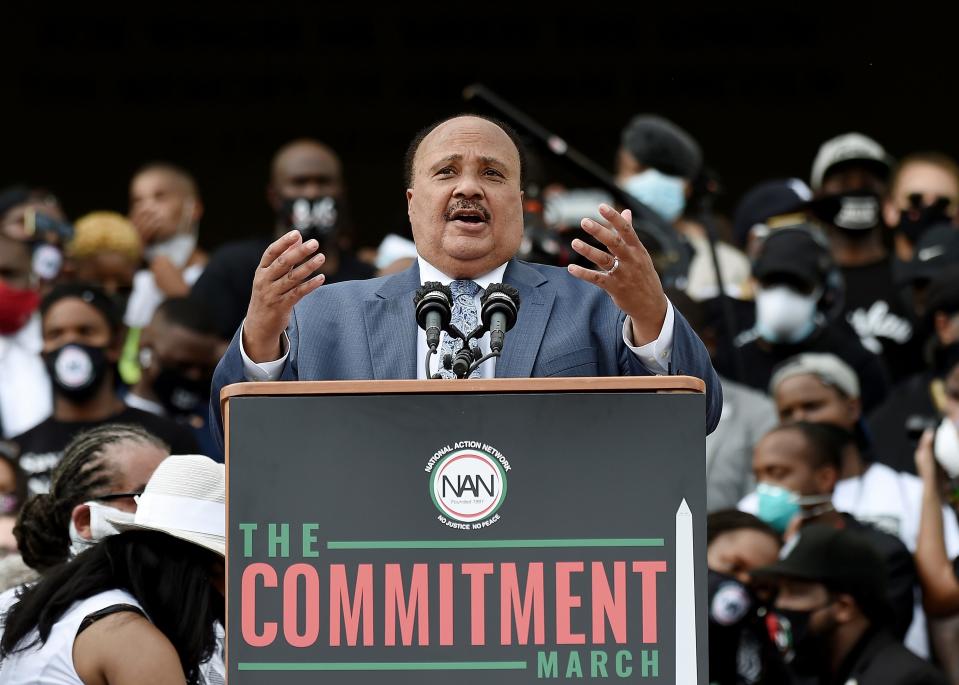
top-left (439, 279), bottom-right (481, 378)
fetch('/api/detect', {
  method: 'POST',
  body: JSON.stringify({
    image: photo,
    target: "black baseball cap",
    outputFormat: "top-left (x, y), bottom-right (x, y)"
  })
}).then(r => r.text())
top-left (752, 227), bottom-right (831, 291)
top-left (752, 525), bottom-right (891, 624)
top-left (40, 282), bottom-right (122, 334)
top-left (894, 225), bottom-right (959, 286)
top-left (620, 115), bottom-right (702, 179)
top-left (733, 178), bottom-right (813, 247)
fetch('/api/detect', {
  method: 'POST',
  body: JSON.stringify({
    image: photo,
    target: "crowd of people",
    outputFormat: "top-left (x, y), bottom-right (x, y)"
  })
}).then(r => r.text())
top-left (0, 111), bottom-right (958, 684)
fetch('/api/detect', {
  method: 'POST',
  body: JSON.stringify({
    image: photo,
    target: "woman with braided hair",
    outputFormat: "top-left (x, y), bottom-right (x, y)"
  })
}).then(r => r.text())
top-left (13, 423), bottom-right (168, 574)
top-left (0, 455), bottom-right (224, 684)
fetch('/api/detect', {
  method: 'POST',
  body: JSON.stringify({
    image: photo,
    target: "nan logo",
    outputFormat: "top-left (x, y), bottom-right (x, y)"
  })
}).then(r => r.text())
top-left (425, 441), bottom-right (510, 529)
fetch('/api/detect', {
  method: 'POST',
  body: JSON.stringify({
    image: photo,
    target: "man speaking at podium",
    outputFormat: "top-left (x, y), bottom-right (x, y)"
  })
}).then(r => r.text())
top-left (210, 115), bottom-right (722, 443)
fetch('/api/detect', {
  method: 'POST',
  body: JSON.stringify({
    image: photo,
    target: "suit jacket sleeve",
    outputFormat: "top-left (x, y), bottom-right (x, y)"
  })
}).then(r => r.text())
top-left (209, 308), bottom-right (300, 454)
top-left (620, 305), bottom-right (722, 434)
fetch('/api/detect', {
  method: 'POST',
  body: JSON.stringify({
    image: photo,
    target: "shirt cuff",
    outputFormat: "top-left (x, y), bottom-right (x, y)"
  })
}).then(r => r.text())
top-left (239, 322), bottom-right (290, 381)
top-left (623, 300), bottom-right (674, 375)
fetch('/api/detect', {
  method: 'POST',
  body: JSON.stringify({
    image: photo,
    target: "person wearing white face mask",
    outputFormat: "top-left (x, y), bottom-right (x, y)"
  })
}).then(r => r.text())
top-left (915, 354), bottom-right (959, 619)
top-left (731, 226), bottom-right (891, 413)
top-left (125, 162), bottom-right (207, 330)
top-left (0, 425), bottom-right (167, 643)
top-left (615, 114), bottom-right (752, 301)
top-left (5, 424), bottom-right (168, 583)
top-left (0, 426), bottom-right (228, 684)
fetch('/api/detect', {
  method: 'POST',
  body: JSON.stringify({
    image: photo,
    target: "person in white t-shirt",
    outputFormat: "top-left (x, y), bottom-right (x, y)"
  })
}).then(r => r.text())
top-left (738, 351), bottom-right (959, 660)
top-left (125, 163), bottom-right (207, 329)
top-left (0, 235), bottom-right (50, 439)
top-left (739, 352), bottom-right (959, 553)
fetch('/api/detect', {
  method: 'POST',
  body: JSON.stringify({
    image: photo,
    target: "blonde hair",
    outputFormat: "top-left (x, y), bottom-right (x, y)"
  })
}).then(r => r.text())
top-left (68, 211), bottom-right (142, 261)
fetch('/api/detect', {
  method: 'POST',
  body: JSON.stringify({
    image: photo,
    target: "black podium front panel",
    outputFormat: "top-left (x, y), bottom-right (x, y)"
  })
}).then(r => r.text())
top-left (228, 389), bottom-right (706, 684)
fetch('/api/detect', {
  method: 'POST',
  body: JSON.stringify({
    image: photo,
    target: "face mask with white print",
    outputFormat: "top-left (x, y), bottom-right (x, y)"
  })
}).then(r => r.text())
top-left (143, 199), bottom-right (198, 269)
top-left (754, 285), bottom-right (821, 344)
top-left (67, 501), bottom-right (136, 557)
top-left (620, 169), bottom-right (687, 223)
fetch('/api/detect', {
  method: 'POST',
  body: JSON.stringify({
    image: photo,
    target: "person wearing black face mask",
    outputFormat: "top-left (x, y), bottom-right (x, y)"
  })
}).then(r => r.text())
top-left (706, 510), bottom-right (791, 685)
top-left (190, 138), bottom-right (375, 341)
top-left (753, 525), bottom-right (948, 685)
top-left (9, 284), bottom-right (198, 495)
top-left (126, 297), bottom-right (224, 460)
top-left (810, 133), bottom-right (923, 383)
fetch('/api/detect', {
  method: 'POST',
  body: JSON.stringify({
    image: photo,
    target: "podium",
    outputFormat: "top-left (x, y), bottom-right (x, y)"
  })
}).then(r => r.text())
top-left (222, 377), bottom-right (707, 684)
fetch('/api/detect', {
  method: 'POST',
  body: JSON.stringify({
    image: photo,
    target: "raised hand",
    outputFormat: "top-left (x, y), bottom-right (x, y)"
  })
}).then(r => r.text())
top-left (242, 230), bottom-right (326, 362)
top-left (567, 204), bottom-right (668, 345)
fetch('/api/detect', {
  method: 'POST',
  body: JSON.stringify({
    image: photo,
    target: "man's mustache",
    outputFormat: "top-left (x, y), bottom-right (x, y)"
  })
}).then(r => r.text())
top-left (443, 200), bottom-right (491, 222)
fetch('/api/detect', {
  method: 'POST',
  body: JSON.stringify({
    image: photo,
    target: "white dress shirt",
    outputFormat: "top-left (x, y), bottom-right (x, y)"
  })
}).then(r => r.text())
top-left (0, 315), bottom-right (51, 438)
top-left (240, 257), bottom-right (675, 381)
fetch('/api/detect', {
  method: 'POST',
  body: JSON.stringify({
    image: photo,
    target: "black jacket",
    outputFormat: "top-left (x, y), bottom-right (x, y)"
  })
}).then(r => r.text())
top-left (829, 629), bottom-right (947, 685)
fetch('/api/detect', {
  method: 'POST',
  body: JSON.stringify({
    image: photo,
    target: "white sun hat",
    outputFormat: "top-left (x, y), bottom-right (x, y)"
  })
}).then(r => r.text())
top-left (106, 454), bottom-right (225, 556)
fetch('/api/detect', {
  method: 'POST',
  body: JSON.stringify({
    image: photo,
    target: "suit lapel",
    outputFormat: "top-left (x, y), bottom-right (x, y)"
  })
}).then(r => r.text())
top-left (496, 260), bottom-right (554, 378)
top-left (363, 264), bottom-right (420, 379)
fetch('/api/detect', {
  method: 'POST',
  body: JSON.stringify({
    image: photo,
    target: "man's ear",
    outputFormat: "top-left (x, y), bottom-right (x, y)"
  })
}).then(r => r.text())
top-left (847, 396), bottom-right (862, 424)
top-left (190, 197), bottom-right (205, 224)
top-left (815, 464), bottom-right (839, 494)
top-left (832, 593), bottom-right (859, 624)
top-left (71, 503), bottom-right (93, 541)
top-left (266, 184), bottom-right (281, 214)
top-left (107, 327), bottom-right (127, 364)
top-left (406, 189), bottom-right (415, 217)
top-left (934, 312), bottom-right (959, 346)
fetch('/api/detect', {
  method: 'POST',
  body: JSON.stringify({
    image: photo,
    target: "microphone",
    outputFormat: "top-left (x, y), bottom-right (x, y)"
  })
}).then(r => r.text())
top-left (480, 284), bottom-right (521, 354)
top-left (413, 282), bottom-right (454, 350)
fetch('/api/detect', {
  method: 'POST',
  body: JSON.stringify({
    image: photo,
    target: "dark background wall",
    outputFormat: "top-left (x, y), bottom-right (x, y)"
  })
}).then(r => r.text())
top-left (5, 4), bottom-right (957, 251)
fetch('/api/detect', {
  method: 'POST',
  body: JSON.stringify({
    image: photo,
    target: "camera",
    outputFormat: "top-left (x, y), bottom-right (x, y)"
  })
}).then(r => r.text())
top-left (23, 209), bottom-right (74, 244)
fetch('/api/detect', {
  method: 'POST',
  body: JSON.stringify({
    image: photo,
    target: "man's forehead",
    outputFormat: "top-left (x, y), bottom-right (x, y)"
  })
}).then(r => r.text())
top-left (418, 117), bottom-right (519, 166)
top-left (132, 169), bottom-right (191, 196)
top-left (756, 431), bottom-right (807, 461)
top-left (274, 144), bottom-right (341, 178)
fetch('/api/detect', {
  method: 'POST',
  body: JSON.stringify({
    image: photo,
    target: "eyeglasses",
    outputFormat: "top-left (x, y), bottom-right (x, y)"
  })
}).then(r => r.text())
top-left (92, 491), bottom-right (143, 502)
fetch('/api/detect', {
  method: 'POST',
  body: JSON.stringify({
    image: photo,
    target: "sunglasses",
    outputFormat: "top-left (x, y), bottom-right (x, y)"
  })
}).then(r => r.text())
top-left (92, 491), bottom-right (143, 503)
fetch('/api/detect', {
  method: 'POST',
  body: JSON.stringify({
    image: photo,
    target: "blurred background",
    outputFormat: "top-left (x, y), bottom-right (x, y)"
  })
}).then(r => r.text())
top-left (5, 3), bottom-right (958, 251)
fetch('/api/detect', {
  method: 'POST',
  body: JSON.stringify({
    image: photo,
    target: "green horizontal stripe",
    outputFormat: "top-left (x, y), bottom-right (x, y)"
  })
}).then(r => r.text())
top-left (238, 661), bottom-right (528, 671)
top-left (327, 538), bottom-right (664, 550)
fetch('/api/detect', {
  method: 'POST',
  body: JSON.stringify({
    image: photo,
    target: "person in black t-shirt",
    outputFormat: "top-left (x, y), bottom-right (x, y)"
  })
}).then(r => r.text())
top-left (11, 283), bottom-right (197, 495)
top-left (706, 510), bottom-right (790, 685)
top-left (730, 227), bottom-right (890, 412)
top-left (753, 525), bottom-right (947, 685)
top-left (190, 139), bottom-right (374, 341)
top-left (808, 132), bottom-right (924, 383)
top-left (868, 272), bottom-right (959, 474)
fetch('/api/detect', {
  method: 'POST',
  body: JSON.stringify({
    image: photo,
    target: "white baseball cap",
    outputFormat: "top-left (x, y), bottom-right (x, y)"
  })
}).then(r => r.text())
top-left (810, 132), bottom-right (893, 191)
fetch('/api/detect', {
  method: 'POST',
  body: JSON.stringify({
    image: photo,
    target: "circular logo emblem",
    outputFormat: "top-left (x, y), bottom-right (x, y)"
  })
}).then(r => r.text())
top-left (54, 345), bottom-right (94, 389)
top-left (710, 581), bottom-right (751, 626)
top-left (430, 448), bottom-right (507, 523)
